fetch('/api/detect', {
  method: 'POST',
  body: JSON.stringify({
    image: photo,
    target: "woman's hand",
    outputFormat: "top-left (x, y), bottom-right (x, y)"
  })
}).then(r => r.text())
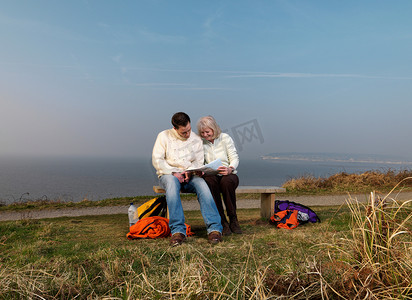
top-left (217, 166), bottom-right (233, 175)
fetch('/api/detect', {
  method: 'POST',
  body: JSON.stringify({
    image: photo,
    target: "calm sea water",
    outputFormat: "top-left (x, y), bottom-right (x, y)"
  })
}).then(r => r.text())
top-left (0, 156), bottom-right (410, 204)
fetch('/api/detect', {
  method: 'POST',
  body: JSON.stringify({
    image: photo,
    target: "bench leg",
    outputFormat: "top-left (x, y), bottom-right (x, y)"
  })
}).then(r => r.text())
top-left (260, 193), bottom-right (275, 219)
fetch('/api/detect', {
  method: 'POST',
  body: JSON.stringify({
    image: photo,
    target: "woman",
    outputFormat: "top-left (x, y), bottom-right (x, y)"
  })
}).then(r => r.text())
top-left (197, 116), bottom-right (241, 235)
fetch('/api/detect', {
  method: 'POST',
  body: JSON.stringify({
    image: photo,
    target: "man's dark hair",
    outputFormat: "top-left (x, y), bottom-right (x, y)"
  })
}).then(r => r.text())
top-left (171, 112), bottom-right (191, 128)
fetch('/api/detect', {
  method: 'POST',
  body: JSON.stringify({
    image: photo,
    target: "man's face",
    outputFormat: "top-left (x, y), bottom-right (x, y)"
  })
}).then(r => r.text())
top-left (175, 123), bottom-right (191, 139)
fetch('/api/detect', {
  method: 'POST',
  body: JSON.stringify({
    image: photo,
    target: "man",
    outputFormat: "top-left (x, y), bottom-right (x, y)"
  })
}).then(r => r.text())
top-left (152, 112), bottom-right (223, 246)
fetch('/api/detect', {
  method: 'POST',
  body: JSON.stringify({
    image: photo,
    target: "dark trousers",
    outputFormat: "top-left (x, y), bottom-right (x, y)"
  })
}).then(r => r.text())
top-left (203, 174), bottom-right (239, 223)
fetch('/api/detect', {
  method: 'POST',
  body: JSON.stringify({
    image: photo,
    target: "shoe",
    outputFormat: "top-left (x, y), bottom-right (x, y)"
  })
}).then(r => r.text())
top-left (222, 221), bottom-right (232, 236)
top-left (170, 233), bottom-right (186, 247)
top-left (208, 231), bottom-right (222, 244)
top-left (229, 217), bottom-right (243, 234)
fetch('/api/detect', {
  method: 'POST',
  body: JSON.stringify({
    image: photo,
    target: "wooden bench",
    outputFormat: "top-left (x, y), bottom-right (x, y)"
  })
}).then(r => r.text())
top-left (153, 185), bottom-right (286, 219)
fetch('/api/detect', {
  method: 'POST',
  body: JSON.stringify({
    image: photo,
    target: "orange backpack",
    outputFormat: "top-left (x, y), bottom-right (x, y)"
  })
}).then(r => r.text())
top-left (270, 210), bottom-right (299, 230)
top-left (127, 216), bottom-right (194, 239)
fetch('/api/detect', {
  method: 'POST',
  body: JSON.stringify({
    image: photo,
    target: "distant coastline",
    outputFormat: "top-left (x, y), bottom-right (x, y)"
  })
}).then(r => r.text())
top-left (261, 152), bottom-right (412, 165)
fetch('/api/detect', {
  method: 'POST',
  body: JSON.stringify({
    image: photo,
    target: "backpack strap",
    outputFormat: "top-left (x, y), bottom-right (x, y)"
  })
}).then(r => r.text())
top-left (138, 196), bottom-right (168, 219)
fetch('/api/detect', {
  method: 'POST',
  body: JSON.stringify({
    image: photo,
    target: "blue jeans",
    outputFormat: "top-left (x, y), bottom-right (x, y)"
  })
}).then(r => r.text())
top-left (159, 175), bottom-right (223, 236)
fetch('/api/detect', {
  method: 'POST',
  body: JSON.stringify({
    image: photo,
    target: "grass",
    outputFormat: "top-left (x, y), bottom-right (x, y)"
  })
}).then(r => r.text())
top-left (0, 206), bottom-right (343, 299)
top-left (1, 192), bottom-right (410, 299)
top-left (321, 184), bottom-right (412, 299)
top-left (283, 168), bottom-right (412, 194)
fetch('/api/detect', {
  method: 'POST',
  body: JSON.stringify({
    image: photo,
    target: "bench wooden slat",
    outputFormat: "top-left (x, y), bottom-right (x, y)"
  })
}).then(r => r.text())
top-left (153, 186), bottom-right (285, 194)
top-left (153, 186), bottom-right (166, 193)
top-left (153, 185), bottom-right (286, 219)
top-left (234, 186), bottom-right (286, 193)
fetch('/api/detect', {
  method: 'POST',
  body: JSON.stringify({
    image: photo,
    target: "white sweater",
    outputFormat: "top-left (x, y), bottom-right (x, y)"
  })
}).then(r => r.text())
top-left (152, 128), bottom-right (204, 177)
top-left (202, 133), bottom-right (239, 174)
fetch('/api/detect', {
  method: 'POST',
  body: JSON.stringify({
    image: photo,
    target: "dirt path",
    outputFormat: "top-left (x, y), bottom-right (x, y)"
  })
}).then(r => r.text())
top-left (1, 191), bottom-right (411, 222)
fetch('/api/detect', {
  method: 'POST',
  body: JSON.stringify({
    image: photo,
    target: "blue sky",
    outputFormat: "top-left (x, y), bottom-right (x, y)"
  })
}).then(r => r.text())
top-left (1, 1), bottom-right (412, 160)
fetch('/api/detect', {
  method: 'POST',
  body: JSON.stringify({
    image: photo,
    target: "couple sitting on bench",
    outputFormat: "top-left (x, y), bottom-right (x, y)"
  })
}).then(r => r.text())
top-left (152, 112), bottom-right (241, 246)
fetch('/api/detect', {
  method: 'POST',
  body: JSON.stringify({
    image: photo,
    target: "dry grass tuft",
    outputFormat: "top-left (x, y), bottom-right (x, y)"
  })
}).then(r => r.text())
top-left (321, 183), bottom-right (412, 299)
top-left (283, 169), bottom-right (412, 194)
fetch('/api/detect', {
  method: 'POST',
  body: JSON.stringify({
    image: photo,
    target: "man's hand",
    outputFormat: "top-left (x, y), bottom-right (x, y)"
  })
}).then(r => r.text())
top-left (173, 171), bottom-right (193, 183)
top-left (173, 172), bottom-right (185, 183)
top-left (183, 171), bottom-right (192, 182)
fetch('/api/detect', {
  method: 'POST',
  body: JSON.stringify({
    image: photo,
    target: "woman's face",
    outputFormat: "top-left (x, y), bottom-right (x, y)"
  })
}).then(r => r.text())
top-left (200, 127), bottom-right (214, 142)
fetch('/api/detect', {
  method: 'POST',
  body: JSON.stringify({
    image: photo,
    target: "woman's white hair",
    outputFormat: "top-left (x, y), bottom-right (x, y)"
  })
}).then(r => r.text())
top-left (197, 116), bottom-right (222, 140)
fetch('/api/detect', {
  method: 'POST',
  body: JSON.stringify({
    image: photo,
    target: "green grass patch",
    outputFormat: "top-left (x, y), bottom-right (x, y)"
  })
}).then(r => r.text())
top-left (1, 200), bottom-right (411, 299)
top-left (0, 206), bottom-right (359, 298)
top-left (0, 207), bottom-right (335, 298)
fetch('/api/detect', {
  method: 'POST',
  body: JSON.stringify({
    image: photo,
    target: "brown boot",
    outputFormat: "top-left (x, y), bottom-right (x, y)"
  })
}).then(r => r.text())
top-left (229, 216), bottom-right (242, 234)
top-left (222, 220), bottom-right (232, 236)
top-left (208, 231), bottom-right (222, 244)
top-left (170, 233), bottom-right (186, 247)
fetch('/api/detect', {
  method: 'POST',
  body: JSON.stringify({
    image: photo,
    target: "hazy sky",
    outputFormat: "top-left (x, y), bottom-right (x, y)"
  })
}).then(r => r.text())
top-left (1, 1), bottom-right (412, 160)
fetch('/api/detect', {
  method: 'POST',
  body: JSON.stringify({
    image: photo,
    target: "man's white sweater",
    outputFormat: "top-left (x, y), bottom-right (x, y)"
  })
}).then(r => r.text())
top-left (152, 128), bottom-right (204, 177)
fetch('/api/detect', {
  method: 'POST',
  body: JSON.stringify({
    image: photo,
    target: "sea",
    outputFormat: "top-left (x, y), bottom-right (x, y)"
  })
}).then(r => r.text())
top-left (1, 156), bottom-right (411, 205)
